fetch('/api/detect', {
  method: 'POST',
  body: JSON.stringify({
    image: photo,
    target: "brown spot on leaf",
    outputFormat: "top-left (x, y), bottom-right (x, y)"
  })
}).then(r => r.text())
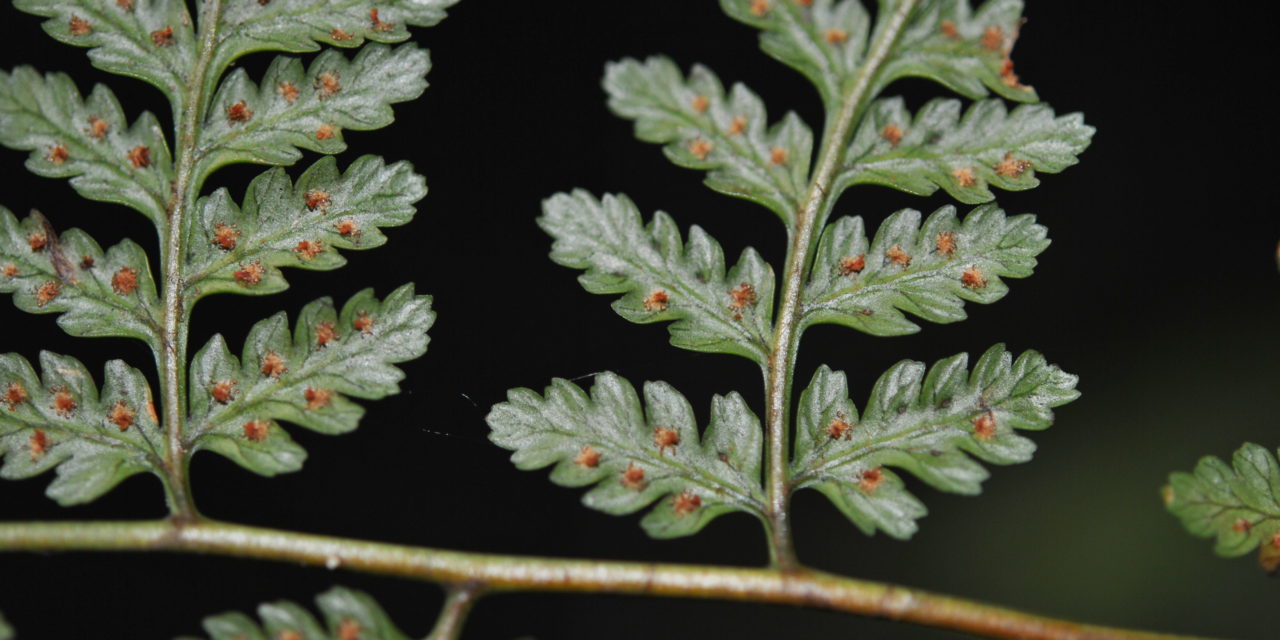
top-left (337, 619), bottom-right (361, 640)
top-left (827, 415), bottom-right (851, 440)
top-left (1233, 518), bottom-right (1252, 533)
top-left (370, 8), bottom-right (395, 32)
top-left (728, 116), bottom-right (746, 136)
top-left (111, 266), bottom-right (138, 295)
top-left (305, 387), bottom-right (332, 411)
top-left (2, 263), bottom-right (17, 279)
top-left (330, 28), bottom-right (353, 41)
top-left (335, 218), bottom-right (361, 238)
top-left (80, 256), bottom-right (95, 270)
top-left (691, 95), bottom-right (709, 114)
top-left (108, 401), bottom-right (135, 431)
top-left (574, 445), bottom-right (601, 468)
top-left (825, 28), bottom-right (848, 44)
top-left (316, 71), bottom-right (342, 97)
top-left (750, 0), bottom-right (770, 17)
top-left (980, 26), bottom-right (1003, 51)
top-left (770, 147), bottom-right (788, 165)
top-left (315, 123), bottom-right (335, 140)
top-left (951, 167), bottom-right (976, 187)
top-left (940, 20), bottom-right (959, 39)
top-left (117, 0), bottom-right (134, 11)
top-left (28, 232), bottom-right (48, 252)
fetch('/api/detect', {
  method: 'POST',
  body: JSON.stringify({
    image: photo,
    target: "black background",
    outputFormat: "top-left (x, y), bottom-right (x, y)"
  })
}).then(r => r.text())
top-left (2, 1), bottom-right (1278, 638)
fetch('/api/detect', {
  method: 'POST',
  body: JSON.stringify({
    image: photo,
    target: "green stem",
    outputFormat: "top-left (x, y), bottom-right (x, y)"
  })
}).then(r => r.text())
top-left (426, 586), bottom-right (480, 640)
top-left (160, 0), bottom-right (225, 519)
top-left (761, 0), bottom-right (917, 569)
top-left (0, 519), bottom-right (1209, 640)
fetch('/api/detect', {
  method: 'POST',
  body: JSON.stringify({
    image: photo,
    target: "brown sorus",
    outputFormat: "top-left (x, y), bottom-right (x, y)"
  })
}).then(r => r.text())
top-left (335, 218), bottom-right (360, 238)
top-left (858, 467), bottom-right (885, 493)
top-left (51, 387), bottom-right (76, 417)
top-left (839, 254), bottom-right (866, 275)
top-left (654, 426), bottom-right (680, 455)
top-left (126, 145), bottom-right (151, 168)
top-left (691, 95), bottom-right (709, 114)
top-left (885, 245), bottom-right (911, 268)
top-left (226, 101), bottom-right (253, 124)
top-left (28, 232), bottom-right (48, 252)
top-left (233, 261), bottom-right (263, 285)
top-left (827, 415), bottom-right (852, 440)
top-left (35, 281), bottom-right (61, 307)
top-left (260, 351), bottom-right (287, 378)
top-left (243, 420), bottom-right (270, 442)
top-left (315, 71), bottom-right (342, 97)
top-left (29, 429), bottom-right (50, 460)
top-left (951, 167), bottom-right (976, 187)
top-left (770, 147), bottom-right (788, 165)
top-left (304, 189), bottom-right (332, 211)
top-left (151, 25), bottom-right (174, 46)
top-left (935, 231), bottom-right (957, 257)
top-left (277, 81), bottom-right (300, 104)
top-left (353, 310), bottom-right (374, 334)
top-left (68, 15), bottom-right (92, 35)
top-left (210, 379), bottom-right (237, 404)
top-left (80, 256), bottom-right (95, 270)
top-left (825, 28), bottom-right (848, 44)
top-left (1, 264), bottom-right (16, 279)
top-left (993, 152), bottom-right (1031, 178)
top-left (960, 266), bottom-right (987, 290)
top-left (980, 26), bottom-right (1003, 51)
top-left (213, 223), bottom-right (241, 250)
top-left (314, 321), bottom-right (338, 347)
top-left (86, 115), bottom-right (109, 139)
top-left (940, 20), bottom-right (959, 39)
top-left (4, 381), bottom-right (28, 410)
top-left (972, 411), bottom-right (996, 440)
top-left (689, 139), bottom-right (713, 160)
top-left (728, 116), bottom-right (746, 136)
top-left (111, 266), bottom-right (138, 295)
top-left (573, 445), bottom-right (601, 468)
top-left (750, 0), bottom-right (770, 17)
top-left (305, 387), bottom-right (333, 410)
top-left (643, 289), bottom-right (669, 312)
top-left (108, 401), bottom-right (135, 431)
top-left (673, 490), bottom-right (702, 516)
top-left (330, 28), bottom-right (353, 41)
top-left (729, 282), bottom-right (757, 310)
top-left (370, 8), bottom-right (395, 32)
top-left (294, 239), bottom-right (323, 260)
top-left (880, 123), bottom-right (903, 147)
top-left (621, 462), bottom-right (647, 491)
top-left (47, 144), bottom-right (69, 165)
top-left (315, 123), bottom-right (335, 139)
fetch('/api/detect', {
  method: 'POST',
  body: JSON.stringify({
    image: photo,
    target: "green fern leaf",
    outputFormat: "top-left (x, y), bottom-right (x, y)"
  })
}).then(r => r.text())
top-left (183, 155), bottom-right (425, 305)
top-left (541, 190), bottom-right (775, 364)
top-left (0, 207), bottom-right (161, 349)
top-left (195, 44), bottom-right (430, 182)
top-left (1166, 443), bottom-right (1280, 558)
top-left (0, 351), bottom-right (164, 505)
top-left (177, 586), bottom-right (409, 640)
top-left (604, 57), bottom-right (812, 225)
top-left (208, 0), bottom-right (457, 87)
top-left (0, 610), bottom-right (11, 640)
top-left (874, 0), bottom-right (1037, 102)
top-left (835, 98), bottom-right (1093, 204)
top-left (14, 0), bottom-right (195, 98)
top-left (0, 67), bottom-right (174, 224)
top-left (791, 345), bottom-right (1078, 538)
top-left (720, 0), bottom-right (872, 112)
top-left (187, 285), bottom-right (433, 476)
top-left (487, 372), bottom-right (766, 539)
top-left (803, 204), bottom-right (1047, 335)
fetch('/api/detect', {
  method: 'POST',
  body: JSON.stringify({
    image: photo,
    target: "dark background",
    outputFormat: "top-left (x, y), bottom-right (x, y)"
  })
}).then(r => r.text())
top-left (1, 1), bottom-right (1277, 638)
